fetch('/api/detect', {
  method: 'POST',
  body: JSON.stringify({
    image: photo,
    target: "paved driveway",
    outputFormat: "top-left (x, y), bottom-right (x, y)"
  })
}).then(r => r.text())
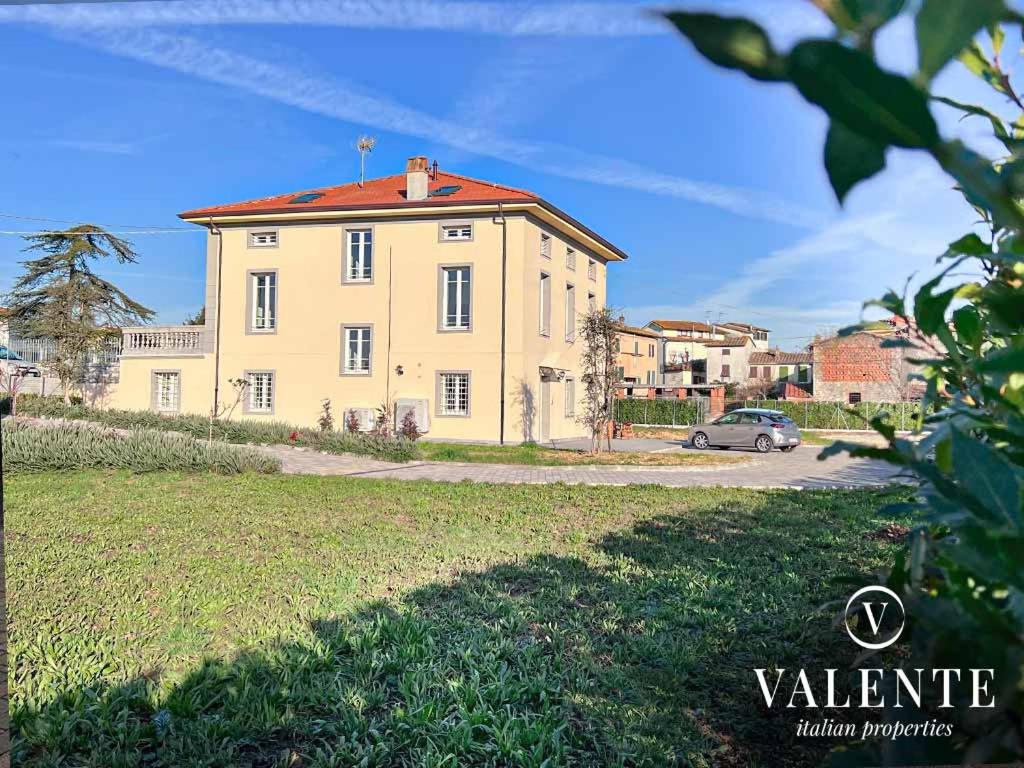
top-left (258, 444), bottom-right (905, 489)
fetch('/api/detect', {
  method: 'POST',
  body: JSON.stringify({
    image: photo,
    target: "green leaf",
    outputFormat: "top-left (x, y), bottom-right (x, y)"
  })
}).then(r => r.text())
top-left (936, 140), bottom-right (1024, 230)
top-left (863, 289), bottom-right (906, 317)
top-left (788, 40), bottom-right (940, 149)
top-left (914, 276), bottom-right (956, 334)
top-left (824, 120), bottom-right (887, 202)
top-left (951, 428), bottom-right (1023, 529)
top-left (664, 13), bottom-right (786, 82)
top-left (952, 306), bottom-right (983, 351)
top-left (932, 96), bottom-right (1020, 152)
top-left (916, 0), bottom-right (1006, 82)
top-left (977, 348), bottom-right (1024, 373)
top-left (958, 40), bottom-right (1011, 97)
top-left (947, 232), bottom-right (991, 256)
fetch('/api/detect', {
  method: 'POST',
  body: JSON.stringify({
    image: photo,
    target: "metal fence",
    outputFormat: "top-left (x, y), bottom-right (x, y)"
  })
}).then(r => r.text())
top-left (614, 396), bottom-right (710, 426)
top-left (730, 399), bottom-right (925, 431)
top-left (5, 336), bottom-right (122, 372)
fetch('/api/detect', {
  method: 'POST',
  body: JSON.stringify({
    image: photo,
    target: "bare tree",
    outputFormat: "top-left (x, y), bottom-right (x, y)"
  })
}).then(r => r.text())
top-left (577, 307), bottom-right (618, 453)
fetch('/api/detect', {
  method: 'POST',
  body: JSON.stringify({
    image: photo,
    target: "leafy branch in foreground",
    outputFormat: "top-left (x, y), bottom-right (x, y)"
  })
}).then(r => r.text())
top-left (668, 4), bottom-right (1024, 764)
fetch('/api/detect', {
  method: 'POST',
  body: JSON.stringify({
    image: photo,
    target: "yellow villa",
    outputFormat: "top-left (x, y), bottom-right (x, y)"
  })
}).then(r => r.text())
top-left (111, 157), bottom-right (628, 443)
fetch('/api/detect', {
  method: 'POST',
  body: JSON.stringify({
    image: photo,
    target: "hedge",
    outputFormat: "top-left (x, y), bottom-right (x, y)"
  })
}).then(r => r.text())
top-left (613, 398), bottom-right (705, 426)
top-left (9, 396), bottom-right (421, 463)
top-left (2, 421), bottom-right (281, 474)
top-left (726, 399), bottom-right (927, 431)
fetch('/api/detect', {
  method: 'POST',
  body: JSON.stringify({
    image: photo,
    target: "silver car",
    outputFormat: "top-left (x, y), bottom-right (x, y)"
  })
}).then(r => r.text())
top-left (690, 408), bottom-right (801, 453)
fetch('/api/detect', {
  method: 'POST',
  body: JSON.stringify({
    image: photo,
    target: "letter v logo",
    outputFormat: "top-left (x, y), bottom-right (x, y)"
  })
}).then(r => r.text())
top-left (844, 585), bottom-right (905, 650)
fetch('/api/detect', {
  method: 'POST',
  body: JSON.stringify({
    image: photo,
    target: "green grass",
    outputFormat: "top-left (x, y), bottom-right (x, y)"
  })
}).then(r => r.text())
top-left (7, 473), bottom-right (913, 766)
top-left (417, 440), bottom-right (744, 466)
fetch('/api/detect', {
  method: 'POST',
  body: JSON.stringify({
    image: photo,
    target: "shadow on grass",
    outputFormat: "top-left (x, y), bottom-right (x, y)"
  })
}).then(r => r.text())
top-left (14, 491), bottom-right (906, 767)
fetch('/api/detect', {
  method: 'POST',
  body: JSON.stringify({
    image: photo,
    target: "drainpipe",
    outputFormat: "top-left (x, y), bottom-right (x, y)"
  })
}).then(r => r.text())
top-left (498, 202), bottom-right (508, 445)
top-left (209, 218), bottom-right (224, 418)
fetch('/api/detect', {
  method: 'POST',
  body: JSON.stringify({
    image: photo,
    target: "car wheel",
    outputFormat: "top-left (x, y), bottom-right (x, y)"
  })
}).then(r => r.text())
top-left (780, 446), bottom-right (795, 453)
top-left (691, 432), bottom-right (710, 450)
top-left (755, 435), bottom-right (773, 453)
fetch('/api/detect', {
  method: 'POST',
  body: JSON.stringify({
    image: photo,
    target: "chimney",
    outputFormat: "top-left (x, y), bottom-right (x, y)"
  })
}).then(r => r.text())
top-left (618, 315), bottom-right (625, 324)
top-left (406, 156), bottom-right (429, 201)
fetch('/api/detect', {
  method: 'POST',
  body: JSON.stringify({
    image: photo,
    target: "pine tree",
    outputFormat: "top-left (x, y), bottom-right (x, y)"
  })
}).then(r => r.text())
top-left (6, 224), bottom-right (154, 403)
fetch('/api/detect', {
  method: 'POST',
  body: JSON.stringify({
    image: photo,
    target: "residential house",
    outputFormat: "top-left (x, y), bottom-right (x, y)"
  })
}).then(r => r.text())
top-left (811, 317), bottom-right (931, 403)
top-left (645, 319), bottom-right (727, 385)
top-left (717, 321), bottom-right (770, 348)
top-left (613, 319), bottom-right (660, 387)
top-left (110, 157), bottom-right (627, 443)
top-left (703, 335), bottom-right (755, 385)
top-left (748, 350), bottom-right (814, 396)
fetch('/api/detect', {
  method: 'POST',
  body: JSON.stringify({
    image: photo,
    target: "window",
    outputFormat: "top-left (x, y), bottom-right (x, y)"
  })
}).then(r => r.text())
top-left (849, 392), bottom-right (862, 404)
top-left (721, 364), bottom-right (731, 379)
top-left (565, 377), bottom-right (575, 417)
top-left (249, 271), bottom-right (277, 332)
top-left (716, 413), bottom-right (741, 425)
top-left (440, 266), bottom-right (471, 330)
top-left (343, 326), bottom-right (372, 374)
top-left (648, 344), bottom-right (655, 357)
top-left (246, 371), bottom-right (274, 413)
top-left (588, 292), bottom-right (596, 311)
top-left (288, 192), bottom-right (323, 204)
top-left (722, 348), bottom-right (731, 356)
top-left (345, 229), bottom-right (373, 282)
top-left (749, 366), bottom-right (758, 379)
top-left (566, 247), bottom-right (576, 271)
top-left (565, 283), bottom-right (575, 341)
top-left (616, 366), bottom-right (625, 381)
top-left (761, 366), bottom-right (771, 380)
top-left (588, 258), bottom-right (597, 280)
top-left (633, 340), bottom-right (639, 355)
top-left (438, 372), bottom-right (470, 416)
top-left (646, 370), bottom-right (656, 386)
top-left (739, 413), bottom-right (759, 424)
top-left (153, 371), bottom-right (180, 413)
top-left (540, 233), bottom-right (551, 259)
top-left (539, 272), bottom-right (551, 336)
top-left (248, 230), bottom-right (278, 248)
top-left (441, 223), bottom-right (472, 241)
top-left (779, 365), bottom-right (790, 380)
top-left (798, 365), bottom-right (810, 383)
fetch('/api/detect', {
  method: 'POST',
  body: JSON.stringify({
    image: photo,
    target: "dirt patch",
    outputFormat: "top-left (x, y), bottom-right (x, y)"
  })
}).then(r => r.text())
top-left (866, 523), bottom-right (911, 542)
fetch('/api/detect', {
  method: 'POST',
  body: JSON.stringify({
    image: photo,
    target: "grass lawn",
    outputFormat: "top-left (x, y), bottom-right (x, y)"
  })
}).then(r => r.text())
top-left (7, 473), bottom-right (912, 767)
top-left (417, 440), bottom-right (745, 466)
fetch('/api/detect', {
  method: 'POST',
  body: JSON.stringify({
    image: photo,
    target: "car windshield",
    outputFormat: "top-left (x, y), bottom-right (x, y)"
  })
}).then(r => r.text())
top-left (0, 347), bottom-right (23, 361)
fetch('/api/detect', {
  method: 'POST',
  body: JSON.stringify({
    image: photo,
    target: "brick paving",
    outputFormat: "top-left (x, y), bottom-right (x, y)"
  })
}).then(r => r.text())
top-left (259, 445), bottom-right (905, 489)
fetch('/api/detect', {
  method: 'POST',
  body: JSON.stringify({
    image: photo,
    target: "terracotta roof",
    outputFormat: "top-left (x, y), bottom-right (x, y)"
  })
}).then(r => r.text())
top-left (648, 319), bottom-right (714, 333)
top-left (178, 167), bottom-right (628, 261)
top-left (704, 335), bottom-right (752, 347)
top-left (720, 321), bottom-right (770, 333)
top-left (749, 350), bottom-right (813, 365)
top-left (179, 170), bottom-right (536, 218)
top-left (615, 323), bottom-right (662, 340)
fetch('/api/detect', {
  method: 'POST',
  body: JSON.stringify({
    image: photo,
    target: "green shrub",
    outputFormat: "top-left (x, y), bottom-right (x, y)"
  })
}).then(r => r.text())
top-left (613, 398), bottom-right (704, 425)
top-left (727, 399), bottom-right (928, 430)
top-left (13, 398), bottom-right (421, 463)
top-left (1, 421), bottom-right (280, 475)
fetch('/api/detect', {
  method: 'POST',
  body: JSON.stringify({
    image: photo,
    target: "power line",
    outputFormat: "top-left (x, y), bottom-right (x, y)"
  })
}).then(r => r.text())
top-left (0, 229), bottom-right (201, 236)
top-left (0, 212), bottom-right (195, 231)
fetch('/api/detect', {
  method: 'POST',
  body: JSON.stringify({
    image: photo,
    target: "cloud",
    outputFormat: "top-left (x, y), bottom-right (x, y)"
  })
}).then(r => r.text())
top-left (0, 0), bottom-right (671, 36)
top-left (49, 139), bottom-right (143, 155)
top-left (41, 25), bottom-right (822, 228)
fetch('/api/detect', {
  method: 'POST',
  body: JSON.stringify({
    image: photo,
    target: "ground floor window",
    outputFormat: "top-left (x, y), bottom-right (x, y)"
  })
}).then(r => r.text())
top-left (565, 377), bottom-right (575, 417)
top-left (153, 371), bottom-right (180, 413)
top-left (438, 371), bottom-right (470, 416)
top-left (247, 371), bottom-right (275, 413)
top-left (343, 326), bottom-right (372, 374)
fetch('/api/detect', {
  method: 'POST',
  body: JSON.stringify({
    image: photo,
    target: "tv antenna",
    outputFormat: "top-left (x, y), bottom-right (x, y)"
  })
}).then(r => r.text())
top-left (356, 136), bottom-right (376, 187)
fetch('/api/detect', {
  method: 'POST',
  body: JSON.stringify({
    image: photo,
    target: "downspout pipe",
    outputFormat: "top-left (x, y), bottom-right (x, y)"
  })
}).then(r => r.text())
top-left (209, 218), bottom-right (224, 417)
top-left (498, 202), bottom-right (508, 446)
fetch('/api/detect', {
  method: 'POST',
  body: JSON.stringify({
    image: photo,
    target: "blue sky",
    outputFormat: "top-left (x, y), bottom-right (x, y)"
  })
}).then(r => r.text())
top-left (0, 0), bottom-right (1005, 347)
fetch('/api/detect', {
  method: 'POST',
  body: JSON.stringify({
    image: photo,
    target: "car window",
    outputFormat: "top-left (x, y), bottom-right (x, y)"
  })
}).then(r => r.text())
top-left (716, 413), bottom-right (741, 425)
top-left (739, 413), bottom-right (759, 424)
top-left (771, 415), bottom-right (794, 424)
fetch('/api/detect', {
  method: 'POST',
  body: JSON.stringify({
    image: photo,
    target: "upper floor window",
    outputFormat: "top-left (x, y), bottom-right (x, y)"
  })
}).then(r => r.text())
top-left (539, 272), bottom-right (551, 336)
top-left (588, 258), bottom-right (597, 281)
top-left (441, 266), bottom-right (471, 330)
top-left (540, 233), bottom-right (551, 259)
top-left (588, 292), bottom-right (596, 311)
top-left (722, 348), bottom-right (731, 356)
top-left (250, 271), bottom-right (277, 332)
top-left (441, 224), bottom-right (472, 241)
top-left (346, 229), bottom-right (373, 282)
top-left (721, 364), bottom-right (731, 379)
top-left (343, 326), bottom-right (372, 374)
top-left (779, 365), bottom-right (790, 379)
top-left (247, 371), bottom-right (275, 413)
top-left (798, 365), bottom-right (810, 383)
top-left (849, 392), bottom-right (862, 404)
top-left (565, 283), bottom-right (575, 342)
top-left (248, 230), bottom-right (278, 248)
top-left (633, 340), bottom-right (639, 355)
top-left (566, 247), bottom-right (576, 271)
top-left (648, 344), bottom-right (655, 357)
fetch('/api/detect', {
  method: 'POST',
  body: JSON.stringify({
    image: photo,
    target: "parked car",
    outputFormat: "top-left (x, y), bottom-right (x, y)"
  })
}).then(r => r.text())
top-left (690, 408), bottom-right (801, 453)
top-left (0, 346), bottom-right (42, 377)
